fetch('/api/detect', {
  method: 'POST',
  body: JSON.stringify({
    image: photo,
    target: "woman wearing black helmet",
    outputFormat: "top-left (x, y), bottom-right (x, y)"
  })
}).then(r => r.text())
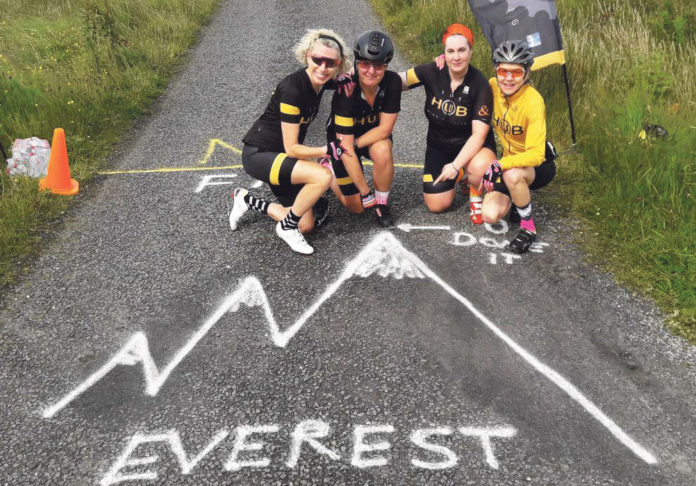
top-left (476, 40), bottom-right (557, 254)
top-left (400, 23), bottom-right (496, 221)
top-left (324, 30), bottom-right (402, 227)
top-left (229, 29), bottom-right (352, 255)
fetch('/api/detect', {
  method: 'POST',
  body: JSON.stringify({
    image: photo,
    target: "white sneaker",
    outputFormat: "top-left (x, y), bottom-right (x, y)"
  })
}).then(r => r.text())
top-left (275, 222), bottom-right (314, 255)
top-left (229, 188), bottom-right (249, 230)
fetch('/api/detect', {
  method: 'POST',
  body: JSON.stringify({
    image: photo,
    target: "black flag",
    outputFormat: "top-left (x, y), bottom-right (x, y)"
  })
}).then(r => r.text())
top-left (467, 0), bottom-right (565, 71)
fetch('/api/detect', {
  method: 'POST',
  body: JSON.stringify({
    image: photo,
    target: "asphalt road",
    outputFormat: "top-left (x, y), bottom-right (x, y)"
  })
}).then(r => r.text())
top-left (1, 1), bottom-right (696, 484)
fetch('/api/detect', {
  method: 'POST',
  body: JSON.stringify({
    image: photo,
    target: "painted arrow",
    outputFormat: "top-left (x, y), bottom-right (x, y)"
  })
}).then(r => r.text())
top-left (397, 223), bottom-right (451, 233)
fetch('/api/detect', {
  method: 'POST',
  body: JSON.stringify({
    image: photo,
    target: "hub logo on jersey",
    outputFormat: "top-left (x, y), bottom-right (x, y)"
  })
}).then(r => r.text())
top-left (355, 114), bottom-right (378, 126)
top-left (431, 97), bottom-right (468, 117)
top-left (493, 115), bottom-right (523, 135)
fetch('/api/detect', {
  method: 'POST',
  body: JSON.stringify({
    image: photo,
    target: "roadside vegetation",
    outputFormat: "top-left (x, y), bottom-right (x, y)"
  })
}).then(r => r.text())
top-left (370, 0), bottom-right (696, 343)
top-left (0, 0), bottom-right (220, 288)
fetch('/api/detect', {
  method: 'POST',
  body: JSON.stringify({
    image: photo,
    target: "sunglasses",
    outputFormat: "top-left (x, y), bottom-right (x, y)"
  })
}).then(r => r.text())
top-left (310, 56), bottom-right (340, 68)
top-left (356, 59), bottom-right (387, 71)
top-left (496, 67), bottom-right (525, 78)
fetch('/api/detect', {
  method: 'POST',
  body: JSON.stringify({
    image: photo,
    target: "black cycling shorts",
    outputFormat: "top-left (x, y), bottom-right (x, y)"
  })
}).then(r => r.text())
top-left (328, 145), bottom-right (371, 197)
top-left (493, 141), bottom-right (557, 196)
top-left (242, 144), bottom-right (301, 206)
top-left (423, 131), bottom-right (497, 194)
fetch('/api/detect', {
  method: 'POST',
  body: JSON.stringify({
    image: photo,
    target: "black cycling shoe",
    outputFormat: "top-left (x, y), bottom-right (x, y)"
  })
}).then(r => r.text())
top-left (509, 228), bottom-right (536, 254)
top-left (313, 196), bottom-right (330, 229)
top-left (507, 208), bottom-right (521, 224)
top-left (375, 204), bottom-right (394, 228)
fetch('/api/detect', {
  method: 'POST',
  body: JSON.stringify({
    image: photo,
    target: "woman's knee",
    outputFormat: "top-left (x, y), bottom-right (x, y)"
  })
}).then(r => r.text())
top-left (424, 195), bottom-right (453, 213)
top-left (502, 168), bottom-right (528, 187)
top-left (344, 198), bottom-right (364, 214)
top-left (317, 166), bottom-right (333, 187)
top-left (481, 195), bottom-right (510, 223)
top-left (468, 148), bottom-right (496, 179)
top-left (482, 205), bottom-right (504, 224)
top-left (369, 140), bottom-right (393, 166)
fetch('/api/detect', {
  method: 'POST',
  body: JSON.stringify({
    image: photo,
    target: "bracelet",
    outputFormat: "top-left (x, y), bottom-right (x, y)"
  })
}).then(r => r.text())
top-left (450, 162), bottom-right (459, 171)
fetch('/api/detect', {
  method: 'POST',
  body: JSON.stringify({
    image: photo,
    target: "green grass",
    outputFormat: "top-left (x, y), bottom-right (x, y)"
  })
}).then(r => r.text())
top-left (0, 0), bottom-right (220, 286)
top-left (370, 0), bottom-right (696, 343)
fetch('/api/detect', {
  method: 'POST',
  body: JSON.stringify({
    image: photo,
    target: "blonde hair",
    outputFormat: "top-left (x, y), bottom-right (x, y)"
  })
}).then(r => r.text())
top-left (294, 28), bottom-right (352, 74)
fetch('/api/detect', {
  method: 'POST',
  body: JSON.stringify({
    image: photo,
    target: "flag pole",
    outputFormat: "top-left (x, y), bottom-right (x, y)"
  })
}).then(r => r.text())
top-left (561, 64), bottom-right (577, 146)
top-left (0, 139), bottom-right (7, 163)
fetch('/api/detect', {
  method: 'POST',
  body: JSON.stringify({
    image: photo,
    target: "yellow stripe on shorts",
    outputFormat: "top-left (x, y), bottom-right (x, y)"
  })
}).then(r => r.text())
top-left (280, 103), bottom-right (300, 115)
top-left (422, 174), bottom-right (433, 183)
top-left (336, 176), bottom-right (353, 186)
top-left (269, 153), bottom-right (287, 185)
top-left (334, 115), bottom-right (354, 127)
top-left (406, 68), bottom-right (420, 86)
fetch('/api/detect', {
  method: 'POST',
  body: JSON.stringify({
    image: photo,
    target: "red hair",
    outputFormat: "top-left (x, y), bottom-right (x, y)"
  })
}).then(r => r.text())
top-left (442, 23), bottom-right (474, 48)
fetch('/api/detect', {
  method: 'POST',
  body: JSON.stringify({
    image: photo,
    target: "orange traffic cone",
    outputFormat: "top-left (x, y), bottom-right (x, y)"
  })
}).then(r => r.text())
top-left (39, 128), bottom-right (79, 196)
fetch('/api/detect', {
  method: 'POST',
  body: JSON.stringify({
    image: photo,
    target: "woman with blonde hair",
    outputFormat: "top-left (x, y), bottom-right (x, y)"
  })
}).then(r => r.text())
top-left (230, 29), bottom-right (353, 255)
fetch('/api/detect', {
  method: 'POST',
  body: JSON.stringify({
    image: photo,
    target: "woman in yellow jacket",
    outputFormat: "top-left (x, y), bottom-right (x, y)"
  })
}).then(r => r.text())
top-left (472, 40), bottom-right (557, 254)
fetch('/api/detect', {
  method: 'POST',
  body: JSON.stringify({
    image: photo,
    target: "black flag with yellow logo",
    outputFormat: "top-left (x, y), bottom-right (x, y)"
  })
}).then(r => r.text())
top-left (467, 0), bottom-right (565, 71)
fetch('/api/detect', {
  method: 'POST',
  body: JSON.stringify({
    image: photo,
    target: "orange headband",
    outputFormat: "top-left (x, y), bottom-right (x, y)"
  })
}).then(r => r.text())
top-left (442, 24), bottom-right (474, 48)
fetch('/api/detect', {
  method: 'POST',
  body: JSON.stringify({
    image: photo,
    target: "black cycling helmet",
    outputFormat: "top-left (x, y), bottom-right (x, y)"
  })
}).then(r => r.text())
top-left (354, 30), bottom-right (394, 64)
top-left (492, 40), bottom-right (535, 68)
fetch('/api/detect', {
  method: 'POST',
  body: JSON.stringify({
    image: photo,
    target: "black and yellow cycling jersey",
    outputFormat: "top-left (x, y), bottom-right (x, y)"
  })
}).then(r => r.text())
top-left (489, 78), bottom-right (546, 170)
top-left (326, 71), bottom-right (401, 140)
top-left (405, 62), bottom-right (493, 149)
top-left (243, 69), bottom-right (329, 153)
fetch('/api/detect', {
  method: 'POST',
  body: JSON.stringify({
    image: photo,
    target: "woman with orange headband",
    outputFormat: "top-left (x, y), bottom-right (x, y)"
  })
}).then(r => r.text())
top-left (400, 23), bottom-right (495, 220)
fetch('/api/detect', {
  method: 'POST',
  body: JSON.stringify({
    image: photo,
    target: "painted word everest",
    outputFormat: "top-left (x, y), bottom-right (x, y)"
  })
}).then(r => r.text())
top-left (100, 421), bottom-right (517, 485)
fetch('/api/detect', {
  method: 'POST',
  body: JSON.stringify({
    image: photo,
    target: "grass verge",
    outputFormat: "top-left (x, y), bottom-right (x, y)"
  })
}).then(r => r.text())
top-left (0, 0), bottom-right (220, 289)
top-left (370, 0), bottom-right (696, 343)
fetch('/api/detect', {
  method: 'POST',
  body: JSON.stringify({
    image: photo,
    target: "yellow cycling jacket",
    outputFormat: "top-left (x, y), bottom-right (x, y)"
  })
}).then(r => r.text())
top-left (489, 78), bottom-right (546, 170)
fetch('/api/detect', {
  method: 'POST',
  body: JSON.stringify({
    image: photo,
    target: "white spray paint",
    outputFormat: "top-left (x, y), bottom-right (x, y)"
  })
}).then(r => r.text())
top-left (459, 426), bottom-right (517, 470)
top-left (351, 424), bottom-right (395, 468)
top-left (397, 223), bottom-right (452, 233)
top-left (489, 253), bottom-right (523, 265)
top-left (484, 221), bottom-right (509, 235)
top-left (286, 420), bottom-right (341, 468)
top-left (530, 242), bottom-right (550, 254)
top-left (194, 174), bottom-right (237, 193)
top-left (43, 232), bottom-right (656, 464)
top-left (409, 427), bottom-right (457, 470)
top-left (101, 421), bottom-right (515, 483)
top-left (100, 429), bottom-right (229, 486)
top-left (224, 425), bottom-right (280, 471)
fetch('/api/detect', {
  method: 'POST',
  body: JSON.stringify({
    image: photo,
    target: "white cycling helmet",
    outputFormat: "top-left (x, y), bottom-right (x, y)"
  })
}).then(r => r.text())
top-left (492, 40), bottom-right (535, 68)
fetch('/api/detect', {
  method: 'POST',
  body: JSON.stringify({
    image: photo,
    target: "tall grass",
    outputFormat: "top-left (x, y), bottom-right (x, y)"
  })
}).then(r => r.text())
top-left (371, 0), bottom-right (696, 342)
top-left (0, 0), bottom-right (220, 287)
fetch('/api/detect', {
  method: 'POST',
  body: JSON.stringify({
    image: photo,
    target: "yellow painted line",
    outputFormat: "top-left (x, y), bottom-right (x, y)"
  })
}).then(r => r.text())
top-left (197, 139), bottom-right (243, 165)
top-left (98, 159), bottom-right (423, 176)
top-left (99, 165), bottom-right (242, 175)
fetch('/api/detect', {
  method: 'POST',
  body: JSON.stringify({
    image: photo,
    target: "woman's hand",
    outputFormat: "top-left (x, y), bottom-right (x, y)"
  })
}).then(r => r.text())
top-left (434, 54), bottom-right (445, 70)
top-left (434, 162), bottom-right (459, 184)
top-left (336, 73), bottom-right (355, 98)
top-left (480, 160), bottom-right (502, 192)
top-left (326, 137), bottom-right (348, 162)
